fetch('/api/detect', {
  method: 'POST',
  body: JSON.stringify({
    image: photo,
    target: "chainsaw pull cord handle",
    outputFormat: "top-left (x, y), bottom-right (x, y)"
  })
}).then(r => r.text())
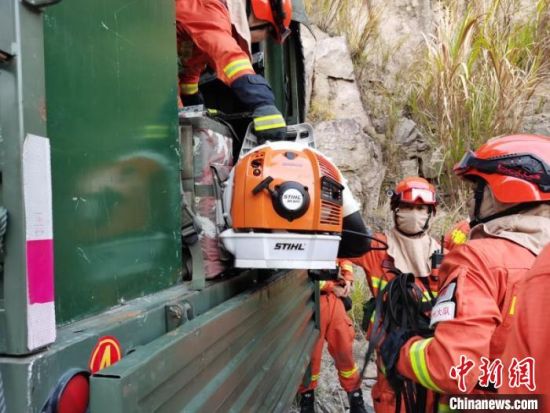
top-left (252, 176), bottom-right (274, 195)
top-left (341, 229), bottom-right (389, 251)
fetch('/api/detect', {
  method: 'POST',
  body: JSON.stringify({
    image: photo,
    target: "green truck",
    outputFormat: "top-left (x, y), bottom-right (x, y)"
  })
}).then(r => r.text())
top-left (0, 1), bottom-right (318, 411)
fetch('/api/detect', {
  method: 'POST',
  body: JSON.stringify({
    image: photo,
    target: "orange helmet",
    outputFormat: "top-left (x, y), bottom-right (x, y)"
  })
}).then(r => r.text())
top-left (454, 134), bottom-right (550, 203)
top-left (390, 177), bottom-right (437, 211)
top-left (250, 0), bottom-right (292, 43)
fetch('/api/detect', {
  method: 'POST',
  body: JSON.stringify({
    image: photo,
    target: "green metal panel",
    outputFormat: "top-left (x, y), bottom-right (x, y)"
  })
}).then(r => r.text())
top-left (0, 269), bottom-right (281, 412)
top-left (43, 0), bottom-right (182, 323)
top-left (89, 270), bottom-right (317, 413)
top-left (264, 23), bottom-right (305, 125)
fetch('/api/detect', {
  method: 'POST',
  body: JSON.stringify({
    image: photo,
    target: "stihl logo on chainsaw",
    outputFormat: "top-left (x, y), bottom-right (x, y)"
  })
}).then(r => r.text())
top-left (281, 189), bottom-right (304, 211)
top-left (274, 242), bottom-right (306, 251)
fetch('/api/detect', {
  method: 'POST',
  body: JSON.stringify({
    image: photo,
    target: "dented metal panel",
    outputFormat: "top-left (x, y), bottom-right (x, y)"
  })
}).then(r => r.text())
top-left (0, 270), bottom-right (275, 412)
top-left (43, 0), bottom-right (182, 324)
top-left (90, 270), bottom-right (318, 413)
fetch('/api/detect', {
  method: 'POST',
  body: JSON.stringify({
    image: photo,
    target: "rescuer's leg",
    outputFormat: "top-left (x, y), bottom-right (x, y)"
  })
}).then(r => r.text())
top-left (325, 295), bottom-right (367, 413)
top-left (298, 295), bottom-right (330, 413)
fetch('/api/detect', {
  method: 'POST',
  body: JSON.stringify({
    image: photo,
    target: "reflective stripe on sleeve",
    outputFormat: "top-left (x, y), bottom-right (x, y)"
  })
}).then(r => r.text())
top-left (409, 338), bottom-right (443, 393)
top-left (319, 281), bottom-right (327, 290)
top-left (341, 263), bottom-right (353, 272)
top-left (253, 114), bottom-right (286, 131)
top-left (180, 83), bottom-right (199, 95)
top-left (371, 276), bottom-right (388, 290)
top-left (421, 290), bottom-right (438, 302)
top-left (311, 373), bottom-right (320, 382)
top-left (223, 58), bottom-right (253, 80)
top-left (339, 364), bottom-right (358, 379)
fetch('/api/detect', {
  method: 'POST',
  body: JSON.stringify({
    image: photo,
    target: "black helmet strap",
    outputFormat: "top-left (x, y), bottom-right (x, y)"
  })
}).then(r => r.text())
top-left (470, 179), bottom-right (547, 226)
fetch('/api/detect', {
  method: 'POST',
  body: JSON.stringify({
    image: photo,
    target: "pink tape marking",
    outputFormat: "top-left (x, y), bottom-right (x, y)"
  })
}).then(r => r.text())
top-left (26, 239), bottom-right (54, 304)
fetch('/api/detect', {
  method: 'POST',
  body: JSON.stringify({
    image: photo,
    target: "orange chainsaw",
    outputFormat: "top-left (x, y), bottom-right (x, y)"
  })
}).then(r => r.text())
top-left (220, 139), bottom-right (346, 269)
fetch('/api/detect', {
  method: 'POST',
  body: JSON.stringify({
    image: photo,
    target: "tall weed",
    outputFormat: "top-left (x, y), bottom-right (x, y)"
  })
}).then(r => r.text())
top-left (303, 0), bottom-right (381, 63)
top-left (407, 0), bottom-right (550, 201)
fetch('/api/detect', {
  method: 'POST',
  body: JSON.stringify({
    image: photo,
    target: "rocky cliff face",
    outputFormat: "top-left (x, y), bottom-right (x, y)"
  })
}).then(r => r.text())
top-left (301, 27), bottom-right (386, 218)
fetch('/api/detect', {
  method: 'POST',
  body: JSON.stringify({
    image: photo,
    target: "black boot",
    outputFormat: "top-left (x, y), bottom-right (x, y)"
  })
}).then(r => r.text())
top-left (348, 389), bottom-right (367, 413)
top-left (299, 390), bottom-right (315, 413)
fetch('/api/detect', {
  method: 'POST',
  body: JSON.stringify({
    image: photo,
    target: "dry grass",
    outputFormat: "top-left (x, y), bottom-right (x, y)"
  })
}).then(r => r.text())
top-left (307, 98), bottom-right (335, 123)
top-left (407, 0), bottom-right (550, 203)
top-left (350, 268), bottom-right (371, 333)
top-left (304, 0), bottom-right (550, 212)
top-left (303, 0), bottom-right (381, 64)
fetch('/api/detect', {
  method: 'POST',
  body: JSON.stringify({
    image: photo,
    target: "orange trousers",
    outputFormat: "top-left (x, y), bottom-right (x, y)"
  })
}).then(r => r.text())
top-left (300, 293), bottom-right (360, 393)
top-left (175, 0), bottom-right (255, 95)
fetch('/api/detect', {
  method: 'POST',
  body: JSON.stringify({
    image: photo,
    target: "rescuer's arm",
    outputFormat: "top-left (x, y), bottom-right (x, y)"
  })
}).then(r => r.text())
top-left (178, 40), bottom-right (207, 106)
top-left (175, 0), bottom-right (254, 85)
top-left (175, 1), bottom-right (286, 141)
top-left (395, 245), bottom-right (503, 394)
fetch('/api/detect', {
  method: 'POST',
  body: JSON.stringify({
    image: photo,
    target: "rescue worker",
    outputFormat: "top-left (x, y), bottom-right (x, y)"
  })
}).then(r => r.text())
top-left (500, 243), bottom-right (550, 407)
top-left (347, 177), bottom-right (442, 413)
top-left (385, 135), bottom-right (550, 405)
top-left (443, 219), bottom-right (470, 251)
top-left (175, 0), bottom-right (291, 141)
top-left (299, 261), bottom-right (367, 413)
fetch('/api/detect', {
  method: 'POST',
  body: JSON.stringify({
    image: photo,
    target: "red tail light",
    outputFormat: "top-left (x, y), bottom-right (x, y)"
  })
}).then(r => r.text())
top-left (42, 369), bottom-right (89, 413)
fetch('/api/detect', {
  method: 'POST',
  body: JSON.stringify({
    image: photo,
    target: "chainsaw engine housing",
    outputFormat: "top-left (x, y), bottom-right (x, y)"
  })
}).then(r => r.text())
top-left (220, 141), bottom-right (344, 269)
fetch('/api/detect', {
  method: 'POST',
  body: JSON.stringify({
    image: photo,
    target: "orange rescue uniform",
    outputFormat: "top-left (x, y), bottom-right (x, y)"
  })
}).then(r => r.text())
top-left (396, 238), bottom-right (536, 397)
top-left (347, 234), bottom-right (440, 413)
top-left (500, 244), bottom-right (550, 408)
top-left (300, 261), bottom-right (361, 393)
top-left (175, 0), bottom-right (255, 96)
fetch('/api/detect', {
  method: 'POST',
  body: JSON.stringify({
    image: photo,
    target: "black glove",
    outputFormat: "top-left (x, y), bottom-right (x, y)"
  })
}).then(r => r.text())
top-left (181, 92), bottom-right (204, 107)
top-left (341, 296), bottom-right (353, 312)
top-left (230, 74), bottom-right (287, 141)
top-left (251, 105), bottom-right (287, 141)
top-left (379, 328), bottom-right (413, 390)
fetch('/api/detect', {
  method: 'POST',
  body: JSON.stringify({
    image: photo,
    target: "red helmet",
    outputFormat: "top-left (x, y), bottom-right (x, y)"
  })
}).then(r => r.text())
top-left (454, 134), bottom-right (550, 203)
top-left (390, 177), bottom-right (437, 210)
top-left (250, 0), bottom-right (292, 43)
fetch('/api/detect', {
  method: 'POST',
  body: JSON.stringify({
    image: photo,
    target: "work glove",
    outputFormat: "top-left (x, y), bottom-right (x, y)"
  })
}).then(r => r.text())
top-left (379, 328), bottom-right (413, 391)
top-left (252, 105), bottom-right (287, 142)
top-left (181, 92), bottom-right (204, 107)
top-left (230, 74), bottom-right (287, 141)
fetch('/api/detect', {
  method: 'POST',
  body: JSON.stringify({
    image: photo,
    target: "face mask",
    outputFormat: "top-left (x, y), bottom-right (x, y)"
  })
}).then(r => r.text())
top-left (396, 208), bottom-right (430, 235)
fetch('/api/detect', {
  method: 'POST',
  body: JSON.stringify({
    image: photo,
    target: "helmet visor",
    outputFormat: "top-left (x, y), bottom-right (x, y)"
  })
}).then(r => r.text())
top-left (455, 151), bottom-right (550, 192)
top-left (400, 188), bottom-right (436, 204)
top-left (455, 151), bottom-right (476, 174)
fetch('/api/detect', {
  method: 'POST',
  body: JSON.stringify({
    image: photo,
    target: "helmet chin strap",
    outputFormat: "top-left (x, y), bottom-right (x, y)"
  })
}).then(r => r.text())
top-left (470, 180), bottom-right (544, 226)
top-left (393, 207), bottom-right (433, 237)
